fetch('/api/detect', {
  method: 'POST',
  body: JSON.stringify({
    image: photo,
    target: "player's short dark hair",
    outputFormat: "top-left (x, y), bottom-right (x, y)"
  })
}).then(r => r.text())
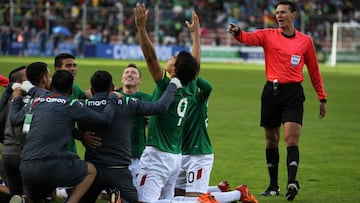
top-left (275, 0), bottom-right (296, 12)
top-left (91, 70), bottom-right (113, 93)
top-left (54, 53), bottom-right (75, 69)
top-left (26, 62), bottom-right (49, 86)
top-left (51, 70), bottom-right (74, 93)
top-left (8, 65), bottom-right (26, 82)
top-left (127, 63), bottom-right (142, 78)
top-left (174, 51), bottom-right (199, 86)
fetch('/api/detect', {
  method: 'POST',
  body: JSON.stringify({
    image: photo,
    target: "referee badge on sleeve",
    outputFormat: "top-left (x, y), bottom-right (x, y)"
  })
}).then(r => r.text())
top-left (291, 55), bottom-right (301, 67)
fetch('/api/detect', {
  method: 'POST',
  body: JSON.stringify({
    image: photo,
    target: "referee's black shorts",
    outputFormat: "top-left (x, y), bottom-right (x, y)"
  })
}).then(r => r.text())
top-left (260, 81), bottom-right (305, 128)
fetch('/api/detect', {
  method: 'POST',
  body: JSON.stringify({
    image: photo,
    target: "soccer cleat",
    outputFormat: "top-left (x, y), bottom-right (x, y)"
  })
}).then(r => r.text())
top-left (236, 184), bottom-right (258, 203)
top-left (260, 185), bottom-right (280, 196)
top-left (286, 181), bottom-right (300, 201)
top-left (110, 188), bottom-right (121, 203)
top-left (98, 190), bottom-right (109, 200)
top-left (217, 180), bottom-right (230, 192)
top-left (197, 192), bottom-right (219, 203)
top-left (56, 188), bottom-right (69, 199)
top-left (9, 195), bottom-right (25, 203)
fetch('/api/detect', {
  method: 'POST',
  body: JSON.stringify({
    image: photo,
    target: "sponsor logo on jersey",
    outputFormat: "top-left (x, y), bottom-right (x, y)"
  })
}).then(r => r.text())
top-left (87, 100), bottom-right (107, 106)
top-left (35, 97), bottom-right (67, 104)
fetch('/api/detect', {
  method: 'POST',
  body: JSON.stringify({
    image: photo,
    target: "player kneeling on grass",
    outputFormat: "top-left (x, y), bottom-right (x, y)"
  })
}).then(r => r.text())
top-left (9, 70), bottom-right (119, 203)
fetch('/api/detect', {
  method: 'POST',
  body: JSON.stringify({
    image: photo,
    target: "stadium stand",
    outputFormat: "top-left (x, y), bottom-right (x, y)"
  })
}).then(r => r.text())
top-left (0, 0), bottom-right (359, 51)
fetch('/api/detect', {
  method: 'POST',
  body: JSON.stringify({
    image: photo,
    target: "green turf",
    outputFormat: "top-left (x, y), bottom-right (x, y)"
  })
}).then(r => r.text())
top-left (1, 56), bottom-right (360, 202)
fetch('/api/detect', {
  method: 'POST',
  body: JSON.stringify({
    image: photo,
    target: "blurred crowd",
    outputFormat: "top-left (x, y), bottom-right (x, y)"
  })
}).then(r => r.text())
top-left (0, 0), bottom-right (359, 54)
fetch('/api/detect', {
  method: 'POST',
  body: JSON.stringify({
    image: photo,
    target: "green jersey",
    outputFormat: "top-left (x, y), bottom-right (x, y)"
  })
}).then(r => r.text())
top-left (118, 88), bottom-right (153, 159)
top-left (146, 76), bottom-right (193, 154)
top-left (70, 83), bottom-right (86, 100)
top-left (66, 83), bottom-right (86, 153)
top-left (181, 78), bottom-right (213, 155)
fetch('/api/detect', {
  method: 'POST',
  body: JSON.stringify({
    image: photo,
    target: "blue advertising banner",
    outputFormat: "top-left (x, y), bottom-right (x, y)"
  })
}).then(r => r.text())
top-left (96, 44), bottom-right (189, 61)
top-left (7, 42), bottom-right (268, 63)
top-left (9, 42), bottom-right (77, 56)
top-left (9, 42), bottom-right (190, 60)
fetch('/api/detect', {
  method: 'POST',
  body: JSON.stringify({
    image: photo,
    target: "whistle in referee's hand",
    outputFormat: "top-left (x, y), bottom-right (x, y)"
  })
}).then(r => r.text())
top-left (273, 79), bottom-right (279, 95)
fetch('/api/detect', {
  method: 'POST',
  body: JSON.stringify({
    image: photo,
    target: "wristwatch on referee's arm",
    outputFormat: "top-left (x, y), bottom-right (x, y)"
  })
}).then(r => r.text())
top-left (320, 98), bottom-right (327, 103)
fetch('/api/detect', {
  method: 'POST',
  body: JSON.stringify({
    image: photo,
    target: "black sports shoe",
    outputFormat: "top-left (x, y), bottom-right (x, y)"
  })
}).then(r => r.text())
top-left (260, 186), bottom-right (280, 196)
top-left (286, 181), bottom-right (300, 201)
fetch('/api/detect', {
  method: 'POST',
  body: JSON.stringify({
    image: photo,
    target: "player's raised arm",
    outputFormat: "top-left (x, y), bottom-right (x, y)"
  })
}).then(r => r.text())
top-left (185, 11), bottom-right (201, 72)
top-left (134, 3), bottom-right (163, 82)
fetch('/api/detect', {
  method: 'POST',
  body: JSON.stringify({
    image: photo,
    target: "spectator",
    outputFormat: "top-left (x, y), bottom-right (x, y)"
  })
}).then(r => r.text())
top-left (0, 27), bottom-right (10, 55)
top-left (52, 33), bottom-right (61, 56)
top-left (74, 30), bottom-right (86, 58)
top-left (18, 27), bottom-right (31, 57)
top-left (101, 28), bottom-right (111, 44)
top-left (37, 28), bottom-right (47, 56)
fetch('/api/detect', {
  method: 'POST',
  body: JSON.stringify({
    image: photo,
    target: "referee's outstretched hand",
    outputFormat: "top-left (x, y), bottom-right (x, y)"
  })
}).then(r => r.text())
top-left (228, 23), bottom-right (240, 36)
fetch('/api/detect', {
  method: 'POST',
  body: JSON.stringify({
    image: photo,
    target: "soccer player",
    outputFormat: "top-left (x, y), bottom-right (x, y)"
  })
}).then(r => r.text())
top-left (78, 70), bottom-right (181, 203)
top-left (53, 53), bottom-right (91, 199)
top-left (87, 64), bottom-right (153, 201)
top-left (175, 79), bottom-right (258, 203)
top-left (134, 3), bottom-right (199, 202)
top-left (174, 9), bottom-right (214, 198)
top-left (7, 63), bottom-right (55, 203)
top-left (1, 66), bottom-right (27, 198)
top-left (115, 64), bottom-right (152, 179)
top-left (84, 64), bottom-right (153, 201)
top-left (228, 0), bottom-right (327, 200)
top-left (9, 62), bottom-right (52, 126)
top-left (0, 67), bottom-right (27, 117)
top-left (9, 70), bottom-right (118, 203)
top-left (0, 66), bottom-right (27, 202)
top-left (173, 11), bottom-right (258, 203)
top-left (54, 53), bottom-right (86, 154)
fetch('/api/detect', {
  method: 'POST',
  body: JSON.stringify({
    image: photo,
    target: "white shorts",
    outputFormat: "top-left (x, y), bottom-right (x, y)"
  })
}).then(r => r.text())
top-left (175, 154), bottom-right (214, 193)
top-left (129, 158), bottom-right (140, 189)
top-left (136, 146), bottom-right (182, 202)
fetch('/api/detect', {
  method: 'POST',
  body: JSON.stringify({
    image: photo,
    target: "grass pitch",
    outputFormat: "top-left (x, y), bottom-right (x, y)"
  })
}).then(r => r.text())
top-left (1, 56), bottom-right (360, 202)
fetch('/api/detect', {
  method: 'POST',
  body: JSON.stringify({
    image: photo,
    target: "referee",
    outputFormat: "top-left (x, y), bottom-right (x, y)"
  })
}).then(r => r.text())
top-left (228, 0), bottom-right (327, 201)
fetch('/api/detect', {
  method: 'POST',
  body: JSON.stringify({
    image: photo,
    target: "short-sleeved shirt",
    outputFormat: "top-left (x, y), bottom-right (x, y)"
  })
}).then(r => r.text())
top-left (235, 28), bottom-right (326, 100)
top-left (181, 78), bottom-right (213, 155)
top-left (146, 76), bottom-right (194, 154)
